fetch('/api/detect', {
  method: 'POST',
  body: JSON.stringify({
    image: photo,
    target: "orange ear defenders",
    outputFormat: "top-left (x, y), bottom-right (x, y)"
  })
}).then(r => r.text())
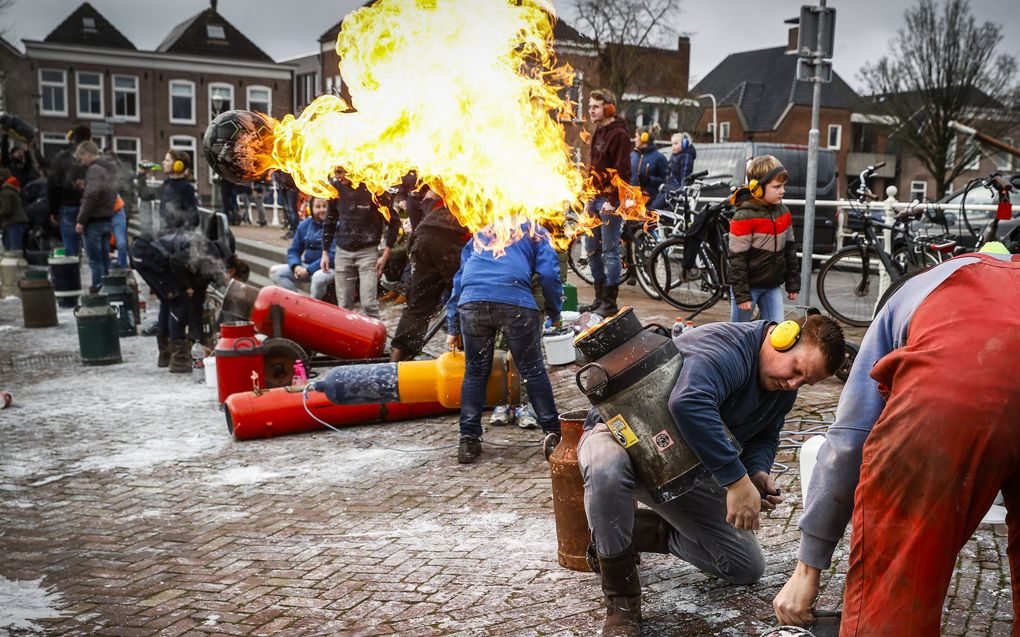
top-left (730, 165), bottom-right (786, 205)
top-left (604, 102), bottom-right (616, 118)
top-left (769, 319), bottom-right (802, 352)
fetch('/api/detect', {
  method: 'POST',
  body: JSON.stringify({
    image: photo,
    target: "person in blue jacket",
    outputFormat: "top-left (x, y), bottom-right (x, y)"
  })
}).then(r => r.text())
top-left (446, 222), bottom-right (563, 464)
top-left (648, 132), bottom-right (696, 212)
top-left (577, 315), bottom-right (843, 637)
top-left (269, 196), bottom-right (334, 299)
top-left (630, 126), bottom-right (668, 201)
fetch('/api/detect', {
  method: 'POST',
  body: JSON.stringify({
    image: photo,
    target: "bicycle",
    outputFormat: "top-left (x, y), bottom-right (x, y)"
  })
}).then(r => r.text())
top-left (816, 163), bottom-right (956, 327)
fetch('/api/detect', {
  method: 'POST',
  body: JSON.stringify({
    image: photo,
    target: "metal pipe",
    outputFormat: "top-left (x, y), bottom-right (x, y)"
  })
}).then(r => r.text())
top-left (698, 93), bottom-right (718, 143)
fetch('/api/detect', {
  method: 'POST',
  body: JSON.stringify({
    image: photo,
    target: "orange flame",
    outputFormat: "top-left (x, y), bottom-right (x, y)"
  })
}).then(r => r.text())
top-left (254, 0), bottom-right (652, 251)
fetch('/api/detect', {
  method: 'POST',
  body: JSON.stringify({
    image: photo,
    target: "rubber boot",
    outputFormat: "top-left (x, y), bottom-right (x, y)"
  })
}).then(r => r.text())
top-left (599, 543), bottom-right (642, 637)
top-left (578, 282), bottom-right (604, 313)
top-left (168, 339), bottom-right (191, 373)
top-left (156, 335), bottom-right (170, 368)
top-left (595, 285), bottom-right (620, 317)
top-left (633, 508), bottom-right (671, 554)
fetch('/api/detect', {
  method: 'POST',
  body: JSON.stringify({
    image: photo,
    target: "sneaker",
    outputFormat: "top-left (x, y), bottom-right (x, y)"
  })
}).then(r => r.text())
top-left (392, 294), bottom-right (406, 305)
top-left (457, 436), bottom-right (482, 464)
top-left (380, 277), bottom-right (401, 293)
top-left (281, 230), bottom-right (295, 240)
top-left (515, 405), bottom-right (538, 429)
top-left (489, 405), bottom-right (514, 426)
top-left (378, 290), bottom-right (399, 303)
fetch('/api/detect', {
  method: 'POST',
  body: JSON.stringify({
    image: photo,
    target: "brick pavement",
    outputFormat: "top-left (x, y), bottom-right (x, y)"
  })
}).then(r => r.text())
top-left (0, 273), bottom-right (1012, 636)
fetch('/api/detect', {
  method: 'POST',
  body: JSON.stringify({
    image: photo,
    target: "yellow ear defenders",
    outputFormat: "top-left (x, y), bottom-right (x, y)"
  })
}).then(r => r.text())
top-left (170, 154), bottom-right (186, 174)
top-left (730, 165), bottom-right (787, 205)
top-left (770, 319), bottom-right (802, 352)
top-left (639, 131), bottom-right (650, 144)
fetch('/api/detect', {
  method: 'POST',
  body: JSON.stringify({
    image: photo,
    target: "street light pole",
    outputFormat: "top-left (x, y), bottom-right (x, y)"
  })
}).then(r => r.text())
top-left (699, 93), bottom-right (717, 143)
top-left (799, 1), bottom-right (828, 305)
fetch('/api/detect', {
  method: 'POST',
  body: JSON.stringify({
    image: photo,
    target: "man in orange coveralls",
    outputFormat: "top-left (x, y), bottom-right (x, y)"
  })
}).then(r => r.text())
top-left (774, 251), bottom-right (1020, 636)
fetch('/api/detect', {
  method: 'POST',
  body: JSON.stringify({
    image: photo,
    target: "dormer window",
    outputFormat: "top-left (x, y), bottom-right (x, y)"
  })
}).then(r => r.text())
top-left (82, 17), bottom-right (97, 33)
top-left (207, 24), bottom-right (225, 39)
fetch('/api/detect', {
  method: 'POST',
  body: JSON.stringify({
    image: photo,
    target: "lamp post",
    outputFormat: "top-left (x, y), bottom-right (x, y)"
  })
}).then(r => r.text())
top-left (699, 93), bottom-right (717, 143)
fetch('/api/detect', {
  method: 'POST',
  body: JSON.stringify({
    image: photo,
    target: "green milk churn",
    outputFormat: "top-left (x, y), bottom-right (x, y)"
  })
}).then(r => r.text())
top-left (75, 294), bottom-right (122, 366)
top-left (18, 269), bottom-right (58, 328)
top-left (99, 273), bottom-right (137, 337)
top-left (109, 267), bottom-right (141, 326)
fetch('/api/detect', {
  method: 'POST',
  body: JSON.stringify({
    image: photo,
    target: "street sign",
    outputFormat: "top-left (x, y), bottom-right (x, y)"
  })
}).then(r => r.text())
top-left (91, 121), bottom-right (113, 136)
top-left (797, 58), bottom-right (833, 83)
top-left (797, 5), bottom-right (836, 59)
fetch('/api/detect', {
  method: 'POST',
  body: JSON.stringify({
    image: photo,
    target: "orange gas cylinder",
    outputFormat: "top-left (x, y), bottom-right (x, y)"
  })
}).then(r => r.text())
top-left (249, 285), bottom-right (386, 359)
top-left (549, 409), bottom-right (592, 571)
top-left (225, 385), bottom-right (454, 440)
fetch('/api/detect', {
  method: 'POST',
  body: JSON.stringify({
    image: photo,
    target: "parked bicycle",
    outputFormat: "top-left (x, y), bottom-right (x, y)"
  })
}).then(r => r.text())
top-left (816, 162), bottom-right (956, 327)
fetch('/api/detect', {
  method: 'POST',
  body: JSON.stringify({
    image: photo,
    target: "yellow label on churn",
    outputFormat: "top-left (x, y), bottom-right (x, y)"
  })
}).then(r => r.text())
top-left (607, 414), bottom-right (639, 449)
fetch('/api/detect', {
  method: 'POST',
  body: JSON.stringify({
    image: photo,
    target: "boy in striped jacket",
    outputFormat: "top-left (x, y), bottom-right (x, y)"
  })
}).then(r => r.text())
top-left (726, 155), bottom-right (800, 322)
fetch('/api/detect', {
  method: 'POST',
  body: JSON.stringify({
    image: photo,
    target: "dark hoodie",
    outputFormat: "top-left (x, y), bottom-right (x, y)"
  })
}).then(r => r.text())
top-left (77, 156), bottom-right (119, 225)
top-left (589, 116), bottom-right (631, 206)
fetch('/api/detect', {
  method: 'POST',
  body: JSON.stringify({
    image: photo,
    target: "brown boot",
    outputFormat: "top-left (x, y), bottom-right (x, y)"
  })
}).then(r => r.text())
top-left (156, 335), bottom-right (170, 368)
top-left (578, 282), bottom-right (604, 313)
top-left (168, 339), bottom-right (191, 373)
top-left (599, 544), bottom-right (642, 637)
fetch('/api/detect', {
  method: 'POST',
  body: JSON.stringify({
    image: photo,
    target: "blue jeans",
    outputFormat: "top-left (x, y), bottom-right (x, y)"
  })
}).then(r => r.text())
top-left (281, 189), bottom-right (299, 231)
top-left (59, 206), bottom-right (81, 257)
top-left (83, 220), bottom-right (113, 290)
top-left (458, 301), bottom-right (559, 438)
top-left (111, 209), bottom-right (128, 268)
top-left (2, 223), bottom-right (27, 250)
top-left (729, 285), bottom-right (785, 323)
top-left (583, 197), bottom-right (624, 285)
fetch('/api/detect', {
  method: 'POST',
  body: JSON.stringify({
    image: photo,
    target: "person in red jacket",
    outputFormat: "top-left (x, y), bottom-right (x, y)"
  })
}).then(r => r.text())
top-left (581, 88), bottom-right (631, 317)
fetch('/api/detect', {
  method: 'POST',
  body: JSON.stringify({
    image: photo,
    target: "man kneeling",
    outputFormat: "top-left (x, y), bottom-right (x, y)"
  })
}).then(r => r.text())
top-left (578, 315), bottom-right (844, 636)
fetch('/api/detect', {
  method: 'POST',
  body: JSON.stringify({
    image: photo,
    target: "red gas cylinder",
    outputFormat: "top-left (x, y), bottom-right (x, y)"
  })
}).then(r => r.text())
top-left (225, 386), bottom-right (454, 440)
top-left (249, 286), bottom-right (386, 360)
top-left (215, 321), bottom-right (265, 404)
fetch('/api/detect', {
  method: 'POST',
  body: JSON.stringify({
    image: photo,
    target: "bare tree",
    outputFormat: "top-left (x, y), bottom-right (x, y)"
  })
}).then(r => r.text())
top-left (571, 0), bottom-right (682, 104)
top-left (860, 0), bottom-right (1019, 198)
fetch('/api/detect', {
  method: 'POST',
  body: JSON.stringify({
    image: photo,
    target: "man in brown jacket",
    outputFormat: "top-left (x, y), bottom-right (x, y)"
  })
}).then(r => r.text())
top-left (582, 88), bottom-right (631, 316)
top-left (75, 141), bottom-right (118, 292)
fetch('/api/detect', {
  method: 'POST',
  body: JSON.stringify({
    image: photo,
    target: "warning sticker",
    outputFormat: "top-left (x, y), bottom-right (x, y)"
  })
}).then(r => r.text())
top-left (652, 430), bottom-right (675, 453)
top-left (607, 415), bottom-right (639, 449)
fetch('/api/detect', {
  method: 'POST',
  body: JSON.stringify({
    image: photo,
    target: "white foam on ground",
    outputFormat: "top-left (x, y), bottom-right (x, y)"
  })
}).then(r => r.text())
top-left (212, 465), bottom-right (281, 485)
top-left (0, 576), bottom-right (64, 634)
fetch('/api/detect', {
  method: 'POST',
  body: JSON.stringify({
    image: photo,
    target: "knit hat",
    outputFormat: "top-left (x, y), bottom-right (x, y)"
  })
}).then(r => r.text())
top-left (4, 176), bottom-right (20, 188)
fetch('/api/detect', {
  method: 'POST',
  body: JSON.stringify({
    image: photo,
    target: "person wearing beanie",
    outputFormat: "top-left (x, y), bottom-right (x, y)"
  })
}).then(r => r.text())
top-left (0, 172), bottom-right (29, 250)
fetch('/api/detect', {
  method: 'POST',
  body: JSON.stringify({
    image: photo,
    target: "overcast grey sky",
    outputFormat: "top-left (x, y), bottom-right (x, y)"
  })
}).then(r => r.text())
top-left (4, 0), bottom-right (1019, 91)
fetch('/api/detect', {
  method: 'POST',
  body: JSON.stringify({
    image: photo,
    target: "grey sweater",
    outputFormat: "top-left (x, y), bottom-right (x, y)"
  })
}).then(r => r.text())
top-left (77, 156), bottom-right (119, 225)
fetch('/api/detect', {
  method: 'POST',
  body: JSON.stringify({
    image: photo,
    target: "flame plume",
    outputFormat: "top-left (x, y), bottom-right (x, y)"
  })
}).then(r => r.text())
top-left (255, 0), bottom-right (656, 248)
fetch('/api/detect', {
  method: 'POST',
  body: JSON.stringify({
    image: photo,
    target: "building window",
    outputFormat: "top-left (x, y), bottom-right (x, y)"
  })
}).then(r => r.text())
top-left (207, 24), bottom-right (226, 39)
top-left (295, 71), bottom-right (319, 109)
top-left (76, 71), bottom-right (104, 119)
top-left (706, 122), bottom-right (714, 135)
top-left (246, 85), bottom-right (271, 115)
top-left (40, 132), bottom-right (68, 160)
top-left (209, 83), bottom-right (234, 120)
top-left (112, 75), bottom-right (139, 121)
top-left (170, 135), bottom-right (197, 175)
top-left (668, 109), bottom-right (679, 130)
top-left (40, 69), bottom-right (68, 116)
top-left (909, 180), bottom-right (927, 202)
top-left (996, 138), bottom-right (1014, 172)
top-left (112, 137), bottom-right (140, 171)
top-left (827, 124), bottom-right (842, 150)
top-left (719, 121), bottom-right (731, 142)
top-left (964, 139), bottom-right (981, 171)
top-left (169, 80), bottom-right (195, 124)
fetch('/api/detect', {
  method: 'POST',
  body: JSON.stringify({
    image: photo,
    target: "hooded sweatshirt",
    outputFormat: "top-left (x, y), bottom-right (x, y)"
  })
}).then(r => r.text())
top-left (589, 116), bottom-right (631, 206)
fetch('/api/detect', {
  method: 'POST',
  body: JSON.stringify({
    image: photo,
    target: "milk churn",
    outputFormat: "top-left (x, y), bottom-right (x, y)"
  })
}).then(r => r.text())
top-left (1, 249), bottom-right (28, 298)
top-left (18, 269), bottom-right (58, 328)
top-left (574, 307), bottom-right (735, 503)
top-left (74, 294), bottom-right (122, 366)
top-left (548, 409), bottom-right (591, 572)
top-left (48, 251), bottom-right (82, 308)
top-left (99, 273), bottom-right (137, 336)
top-left (109, 267), bottom-right (141, 326)
top-left (215, 321), bottom-right (265, 404)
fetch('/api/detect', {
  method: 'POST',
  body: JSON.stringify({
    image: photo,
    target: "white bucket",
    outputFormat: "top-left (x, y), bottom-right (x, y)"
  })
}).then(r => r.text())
top-left (203, 356), bottom-right (218, 390)
top-left (543, 332), bottom-right (576, 366)
top-left (560, 310), bottom-right (581, 324)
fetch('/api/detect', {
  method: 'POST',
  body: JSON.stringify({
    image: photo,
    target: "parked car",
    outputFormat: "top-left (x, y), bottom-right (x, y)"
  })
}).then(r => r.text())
top-left (912, 178), bottom-right (1020, 250)
top-left (660, 142), bottom-right (839, 255)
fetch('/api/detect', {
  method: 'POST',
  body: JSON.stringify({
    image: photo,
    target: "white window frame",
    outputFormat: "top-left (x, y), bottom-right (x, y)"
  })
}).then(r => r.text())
top-left (964, 138), bottom-right (981, 171)
top-left (706, 122), bottom-right (714, 135)
top-left (112, 136), bottom-right (141, 171)
top-left (111, 74), bottom-right (139, 122)
top-left (208, 82), bottom-right (234, 121)
top-left (246, 85), bottom-right (272, 115)
top-left (719, 121), bottom-right (731, 142)
top-left (996, 138), bottom-right (1014, 172)
top-left (41, 132), bottom-right (68, 159)
top-left (909, 180), bottom-right (927, 201)
top-left (827, 124), bottom-right (842, 150)
top-left (169, 79), bottom-right (196, 125)
top-left (169, 135), bottom-right (197, 175)
top-left (40, 68), bottom-right (68, 117)
top-left (75, 70), bottom-right (104, 120)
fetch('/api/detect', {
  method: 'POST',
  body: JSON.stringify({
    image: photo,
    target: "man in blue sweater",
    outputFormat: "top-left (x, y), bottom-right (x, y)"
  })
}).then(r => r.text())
top-left (579, 315), bottom-right (844, 637)
top-left (270, 196), bottom-right (333, 299)
top-left (446, 222), bottom-right (563, 464)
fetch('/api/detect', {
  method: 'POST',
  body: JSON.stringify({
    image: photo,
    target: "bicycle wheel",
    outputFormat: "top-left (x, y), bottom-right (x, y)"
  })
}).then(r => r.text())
top-left (632, 228), bottom-right (661, 300)
top-left (647, 237), bottom-right (723, 311)
top-left (567, 234), bottom-right (594, 284)
top-left (816, 246), bottom-right (889, 327)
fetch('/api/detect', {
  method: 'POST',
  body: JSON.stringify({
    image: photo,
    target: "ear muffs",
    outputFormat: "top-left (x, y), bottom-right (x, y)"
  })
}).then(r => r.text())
top-left (730, 165), bottom-right (787, 205)
top-left (770, 320), bottom-right (802, 352)
top-left (681, 135), bottom-right (690, 150)
top-left (639, 131), bottom-right (650, 144)
top-left (172, 159), bottom-right (185, 174)
top-left (603, 102), bottom-right (616, 118)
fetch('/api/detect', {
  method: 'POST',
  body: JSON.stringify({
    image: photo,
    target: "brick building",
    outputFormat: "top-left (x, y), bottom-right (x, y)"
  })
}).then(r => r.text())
top-left (5, 1), bottom-right (293, 202)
